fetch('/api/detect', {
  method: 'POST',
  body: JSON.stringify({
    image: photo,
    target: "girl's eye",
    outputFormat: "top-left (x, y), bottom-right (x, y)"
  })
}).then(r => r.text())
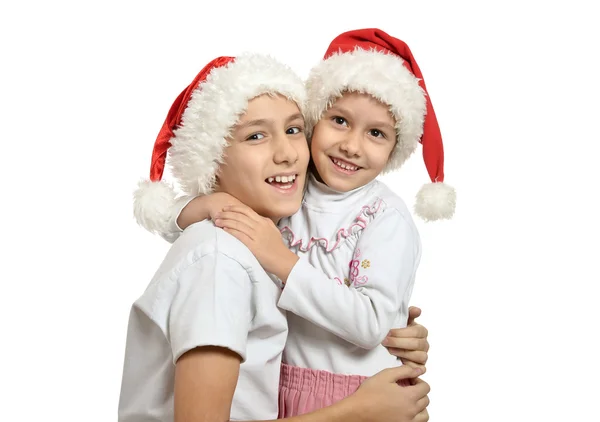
top-left (246, 133), bottom-right (265, 141)
top-left (286, 127), bottom-right (302, 135)
top-left (369, 129), bottom-right (384, 138)
top-left (333, 116), bottom-right (348, 126)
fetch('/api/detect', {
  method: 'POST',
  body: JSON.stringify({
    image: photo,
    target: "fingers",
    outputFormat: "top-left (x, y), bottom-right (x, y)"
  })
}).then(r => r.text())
top-left (415, 408), bottom-right (429, 422)
top-left (415, 395), bottom-right (430, 413)
top-left (409, 378), bottom-right (431, 399)
top-left (221, 227), bottom-right (253, 245)
top-left (374, 365), bottom-right (424, 382)
top-left (387, 324), bottom-right (428, 340)
top-left (214, 216), bottom-right (255, 238)
top-left (222, 204), bottom-right (262, 222)
top-left (407, 306), bottom-right (422, 325)
top-left (399, 359), bottom-right (426, 371)
top-left (383, 335), bottom-right (429, 353)
top-left (388, 348), bottom-right (428, 365)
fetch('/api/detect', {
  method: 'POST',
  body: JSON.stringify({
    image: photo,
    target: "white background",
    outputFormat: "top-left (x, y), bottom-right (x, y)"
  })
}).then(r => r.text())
top-left (1, 1), bottom-right (598, 421)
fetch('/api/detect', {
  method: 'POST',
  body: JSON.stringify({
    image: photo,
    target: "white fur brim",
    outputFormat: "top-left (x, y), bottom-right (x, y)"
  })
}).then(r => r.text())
top-left (133, 179), bottom-right (178, 234)
top-left (414, 182), bottom-right (456, 221)
top-left (306, 48), bottom-right (426, 173)
top-left (168, 53), bottom-right (307, 197)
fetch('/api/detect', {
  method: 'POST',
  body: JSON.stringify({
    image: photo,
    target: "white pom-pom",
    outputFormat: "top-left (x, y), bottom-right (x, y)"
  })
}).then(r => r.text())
top-left (414, 182), bottom-right (456, 222)
top-left (133, 180), bottom-right (178, 235)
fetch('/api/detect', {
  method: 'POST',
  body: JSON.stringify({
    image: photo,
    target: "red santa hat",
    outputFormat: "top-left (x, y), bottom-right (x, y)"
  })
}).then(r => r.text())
top-left (133, 54), bottom-right (307, 235)
top-left (306, 28), bottom-right (456, 221)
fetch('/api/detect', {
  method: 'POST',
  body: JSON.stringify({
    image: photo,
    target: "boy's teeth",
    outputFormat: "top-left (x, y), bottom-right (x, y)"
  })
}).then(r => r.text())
top-left (267, 174), bottom-right (296, 184)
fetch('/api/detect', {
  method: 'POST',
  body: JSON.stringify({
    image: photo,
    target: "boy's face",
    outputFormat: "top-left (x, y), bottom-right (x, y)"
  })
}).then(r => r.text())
top-left (310, 92), bottom-right (396, 192)
top-left (216, 94), bottom-right (309, 222)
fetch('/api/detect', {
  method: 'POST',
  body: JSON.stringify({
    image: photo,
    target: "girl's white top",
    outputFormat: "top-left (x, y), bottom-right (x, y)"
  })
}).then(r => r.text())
top-left (277, 175), bottom-right (422, 376)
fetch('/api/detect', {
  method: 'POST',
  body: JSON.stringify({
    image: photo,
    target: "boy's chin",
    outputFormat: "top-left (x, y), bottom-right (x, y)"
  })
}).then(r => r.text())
top-left (265, 202), bottom-right (302, 222)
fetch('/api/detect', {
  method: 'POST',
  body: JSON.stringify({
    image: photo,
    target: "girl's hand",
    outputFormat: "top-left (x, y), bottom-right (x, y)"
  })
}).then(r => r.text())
top-left (382, 306), bottom-right (429, 369)
top-left (214, 205), bottom-right (298, 282)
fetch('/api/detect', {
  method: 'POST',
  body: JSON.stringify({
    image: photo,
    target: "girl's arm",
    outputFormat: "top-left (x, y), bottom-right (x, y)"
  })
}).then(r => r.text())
top-left (277, 208), bottom-right (420, 348)
top-left (157, 195), bottom-right (196, 243)
top-left (154, 193), bottom-right (244, 243)
top-left (213, 205), bottom-right (420, 349)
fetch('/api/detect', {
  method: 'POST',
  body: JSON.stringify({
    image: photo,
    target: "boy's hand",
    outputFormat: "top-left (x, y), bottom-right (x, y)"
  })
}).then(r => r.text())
top-left (214, 205), bottom-right (298, 282)
top-left (177, 193), bottom-right (244, 230)
top-left (382, 306), bottom-right (429, 369)
top-left (350, 366), bottom-right (430, 422)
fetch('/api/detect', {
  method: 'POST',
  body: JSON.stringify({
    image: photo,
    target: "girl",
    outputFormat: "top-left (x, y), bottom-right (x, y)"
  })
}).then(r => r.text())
top-left (121, 53), bottom-right (430, 422)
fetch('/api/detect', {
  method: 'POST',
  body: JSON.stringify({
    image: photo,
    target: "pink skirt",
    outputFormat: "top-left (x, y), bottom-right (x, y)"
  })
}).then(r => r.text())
top-left (278, 363), bottom-right (367, 417)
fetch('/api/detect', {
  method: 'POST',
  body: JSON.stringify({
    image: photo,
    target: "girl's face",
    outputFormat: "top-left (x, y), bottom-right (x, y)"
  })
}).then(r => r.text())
top-left (310, 92), bottom-right (396, 192)
top-left (217, 94), bottom-right (309, 222)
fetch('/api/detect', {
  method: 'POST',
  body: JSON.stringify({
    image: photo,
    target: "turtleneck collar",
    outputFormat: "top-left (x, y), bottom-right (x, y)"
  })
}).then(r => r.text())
top-left (303, 173), bottom-right (377, 211)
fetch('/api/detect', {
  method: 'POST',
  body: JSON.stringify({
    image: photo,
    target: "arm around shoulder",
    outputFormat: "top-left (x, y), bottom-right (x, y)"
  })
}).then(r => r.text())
top-left (157, 195), bottom-right (196, 243)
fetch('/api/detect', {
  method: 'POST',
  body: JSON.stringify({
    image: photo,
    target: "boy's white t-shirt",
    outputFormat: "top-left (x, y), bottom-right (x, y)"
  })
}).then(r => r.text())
top-left (118, 220), bottom-right (288, 422)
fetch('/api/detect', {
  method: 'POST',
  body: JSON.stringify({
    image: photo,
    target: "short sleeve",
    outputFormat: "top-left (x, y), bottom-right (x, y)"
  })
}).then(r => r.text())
top-left (169, 252), bottom-right (253, 363)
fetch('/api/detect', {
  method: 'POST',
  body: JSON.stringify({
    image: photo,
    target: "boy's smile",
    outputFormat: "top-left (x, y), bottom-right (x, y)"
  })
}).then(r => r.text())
top-left (217, 94), bottom-right (310, 222)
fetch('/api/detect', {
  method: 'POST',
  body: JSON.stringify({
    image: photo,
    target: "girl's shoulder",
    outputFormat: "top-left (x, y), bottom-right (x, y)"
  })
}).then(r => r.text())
top-left (370, 180), bottom-right (413, 218)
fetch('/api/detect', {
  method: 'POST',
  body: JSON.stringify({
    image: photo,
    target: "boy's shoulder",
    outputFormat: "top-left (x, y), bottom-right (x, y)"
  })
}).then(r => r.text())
top-left (135, 221), bottom-right (262, 322)
top-left (173, 220), bottom-right (261, 271)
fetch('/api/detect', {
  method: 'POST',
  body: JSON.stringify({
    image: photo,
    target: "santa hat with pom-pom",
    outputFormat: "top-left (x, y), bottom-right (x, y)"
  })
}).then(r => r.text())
top-left (134, 54), bottom-right (306, 235)
top-left (306, 28), bottom-right (456, 221)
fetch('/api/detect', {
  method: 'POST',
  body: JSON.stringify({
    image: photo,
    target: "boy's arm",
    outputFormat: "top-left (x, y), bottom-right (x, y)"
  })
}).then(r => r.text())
top-left (248, 366), bottom-right (429, 422)
top-left (175, 355), bottom-right (428, 422)
top-left (176, 349), bottom-right (351, 422)
top-left (169, 252), bottom-right (253, 422)
top-left (175, 346), bottom-right (241, 422)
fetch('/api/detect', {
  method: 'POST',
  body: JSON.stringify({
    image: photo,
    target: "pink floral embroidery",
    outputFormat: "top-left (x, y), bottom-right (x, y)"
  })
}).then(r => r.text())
top-left (348, 248), bottom-right (368, 286)
top-left (280, 199), bottom-right (383, 253)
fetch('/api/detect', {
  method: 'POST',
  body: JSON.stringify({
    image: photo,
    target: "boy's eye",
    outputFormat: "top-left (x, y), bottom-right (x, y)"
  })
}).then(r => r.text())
top-left (333, 116), bottom-right (348, 126)
top-left (246, 133), bottom-right (265, 141)
top-left (286, 127), bottom-right (302, 135)
top-left (369, 129), bottom-right (384, 138)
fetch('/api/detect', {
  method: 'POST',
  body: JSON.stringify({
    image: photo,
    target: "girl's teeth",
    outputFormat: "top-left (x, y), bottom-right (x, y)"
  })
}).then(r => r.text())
top-left (268, 177), bottom-right (274, 183)
top-left (275, 176), bottom-right (281, 182)
top-left (334, 159), bottom-right (357, 171)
